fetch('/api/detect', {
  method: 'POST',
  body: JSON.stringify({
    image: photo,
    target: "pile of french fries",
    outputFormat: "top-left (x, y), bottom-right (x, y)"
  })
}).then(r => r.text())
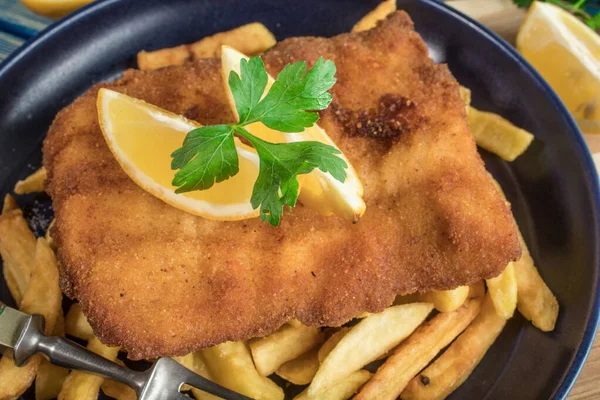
top-left (0, 1), bottom-right (559, 399)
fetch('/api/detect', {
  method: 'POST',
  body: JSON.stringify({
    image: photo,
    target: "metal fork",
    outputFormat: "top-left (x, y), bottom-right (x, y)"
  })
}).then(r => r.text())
top-left (2, 305), bottom-right (252, 400)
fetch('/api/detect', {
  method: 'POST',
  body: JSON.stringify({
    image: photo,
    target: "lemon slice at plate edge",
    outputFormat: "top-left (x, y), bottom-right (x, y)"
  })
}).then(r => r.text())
top-left (221, 45), bottom-right (367, 222)
top-left (97, 88), bottom-right (261, 220)
top-left (517, 1), bottom-right (600, 134)
top-left (20, 0), bottom-right (94, 19)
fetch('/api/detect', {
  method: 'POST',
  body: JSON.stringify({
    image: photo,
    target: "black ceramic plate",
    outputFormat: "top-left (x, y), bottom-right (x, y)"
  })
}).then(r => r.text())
top-left (1, 0), bottom-right (599, 399)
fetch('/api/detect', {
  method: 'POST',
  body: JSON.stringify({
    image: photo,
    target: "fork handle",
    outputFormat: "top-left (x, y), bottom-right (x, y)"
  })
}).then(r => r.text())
top-left (14, 314), bottom-right (145, 391)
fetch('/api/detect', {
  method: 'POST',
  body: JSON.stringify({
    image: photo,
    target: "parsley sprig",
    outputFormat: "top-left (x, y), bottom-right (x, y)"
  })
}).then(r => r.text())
top-left (171, 56), bottom-right (348, 227)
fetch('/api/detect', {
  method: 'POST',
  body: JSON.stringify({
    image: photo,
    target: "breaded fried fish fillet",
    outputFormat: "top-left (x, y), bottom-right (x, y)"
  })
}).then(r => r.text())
top-left (43, 12), bottom-right (520, 359)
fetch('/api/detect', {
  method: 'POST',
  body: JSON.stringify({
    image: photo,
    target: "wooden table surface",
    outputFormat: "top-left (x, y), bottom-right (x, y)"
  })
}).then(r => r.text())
top-left (569, 334), bottom-right (600, 399)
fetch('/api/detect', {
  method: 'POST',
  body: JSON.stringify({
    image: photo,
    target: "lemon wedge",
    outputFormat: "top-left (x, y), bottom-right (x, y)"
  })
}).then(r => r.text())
top-left (221, 45), bottom-right (366, 221)
top-left (20, 0), bottom-right (94, 19)
top-left (97, 88), bottom-right (261, 220)
top-left (517, 1), bottom-right (600, 133)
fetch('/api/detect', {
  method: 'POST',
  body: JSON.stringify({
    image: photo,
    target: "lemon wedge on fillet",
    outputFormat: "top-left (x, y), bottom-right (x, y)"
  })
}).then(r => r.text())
top-left (97, 88), bottom-right (261, 220)
top-left (517, 1), bottom-right (600, 133)
top-left (221, 45), bottom-right (366, 222)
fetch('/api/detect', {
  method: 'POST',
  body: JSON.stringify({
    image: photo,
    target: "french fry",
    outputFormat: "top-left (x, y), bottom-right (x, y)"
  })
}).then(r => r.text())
top-left (489, 176), bottom-right (557, 328)
top-left (486, 262), bottom-right (518, 319)
top-left (352, 0), bottom-right (396, 32)
top-left (459, 85), bottom-right (471, 113)
top-left (137, 23), bottom-right (276, 70)
top-left (14, 167), bottom-right (47, 194)
top-left (419, 286), bottom-right (469, 313)
top-left (0, 208), bottom-right (37, 305)
top-left (318, 327), bottom-right (350, 363)
top-left (2, 194), bottom-right (17, 213)
top-left (276, 348), bottom-right (320, 385)
top-left (36, 312), bottom-right (69, 400)
top-left (172, 353), bottom-right (195, 392)
top-left (202, 341), bottom-right (283, 400)
top-left (101, 379), bottom-right (136, 400)
top-left (58, 337), bottom-right (120, 400)
top-left (355, 284), bottom-right (485, 400)
top-left (0, 351), bottom-right (38, 400)
top-left (515, 231), bottom-right (559, 331)
top-left (307, 303), bottom-right (433, 397)
top-left (189, 352), bottom-right (221, 400)
top-left (172, 352), bottom-right (221, 399)
top-left (402, 294), bottom-right (506, 400)
top-left (65, 302), bottom-right (94, 340)
top-left (468, 107), bottom-right (534, 161)
top-left (100, 359), bottom-right (137, 400)
top-left (137, 45), bottom-right (190, 70)
top-left (0, 238), bottom-right (61, 400)
top-left (249, 323), bottom-right (324, 376)
top-left (295, 370), bottom-right (372, 400)
top-left (36, 359), bottom-right (70, 400)
top-left (288, 319), bottom-right (304, 328)
top-left (189, 23), bottom-right (275, 59)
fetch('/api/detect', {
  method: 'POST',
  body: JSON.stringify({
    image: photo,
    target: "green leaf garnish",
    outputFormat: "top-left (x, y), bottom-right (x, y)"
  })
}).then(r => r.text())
top-left (171, 55), bottom-right (347, 227)
top-left (171, 125), bottom-right (237, 193)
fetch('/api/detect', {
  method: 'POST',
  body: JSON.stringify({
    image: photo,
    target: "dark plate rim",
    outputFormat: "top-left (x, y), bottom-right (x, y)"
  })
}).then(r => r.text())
top-left (423, 2), bottom-right (600, 398)
top-left (1, 0), bottom-right (599, 398)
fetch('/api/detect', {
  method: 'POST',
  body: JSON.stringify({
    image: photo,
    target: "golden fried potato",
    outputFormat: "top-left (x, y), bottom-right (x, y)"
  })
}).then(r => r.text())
top-left (2, 194), bottom-right (17, 213)
top-left (459, 85), bottom-right (471, 113)
top-left (356, 285), bottom-right (484, 400)
top-left (0, 238), bottom-right (61, 400)
top-left (100, 359), bottom-right (137, 400)
top-left (318, 327), bottom-right (350, 363)
top-left (352, 0), bottom-right (397, 32)
top-left (308, 303), bottom-right (433, 397)
top-left (137, 23), bottom-right (276, 70)
top-left (58, 337), bottom-right (120, 400)
top-left (0, 208), bottom-right (37, 306)
top-left (100, 379), bottom-right (137, 400)
top-left (65, 303), bottom-right (94, 340)
top-left (486, 262), bottom-right (518, 319)
top-left (419, 286), bottom-right (470, 313)
top-left (189, 352), bottom-right (221, 400)
top-left (515, 231), bottom-right (559, 331)
top-left (36, 313), bottom-right (69, 400)
top-left (296, 370), bottom-right (372, 400)
top-left (402, 294), bottom-right (506, 400)
top-left (14, 167), bottom-right (47, 194)
top-left (202, 341), bottom-right (283, 400)
top-left (276, 348), bottom-right (320, 385)
top-left (468, 107), bottom-right (534, 161)
top-left (36, 360), bottom-right (69, 400)
top-left (249, 323), bottom-right (324, 376)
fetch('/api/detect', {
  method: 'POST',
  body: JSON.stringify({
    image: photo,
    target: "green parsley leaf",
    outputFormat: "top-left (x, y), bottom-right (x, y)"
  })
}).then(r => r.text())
top-left (235, 127), bottom-right (347, 226)
top-left (233, 56), bottom-right (337, 132)
top-left (171, 124), bottom-right (238, 193)
top-left (228, 56), bottom-right (268, 123)
top-left (171, 55), bottom-right (346, 227)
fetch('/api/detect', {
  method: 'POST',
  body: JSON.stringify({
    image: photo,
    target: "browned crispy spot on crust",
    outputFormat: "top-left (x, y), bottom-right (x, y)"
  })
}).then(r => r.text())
top-left (43, 11), bottom-right (520, 360)
top-left (331, 94), bottom-right (426, 139)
